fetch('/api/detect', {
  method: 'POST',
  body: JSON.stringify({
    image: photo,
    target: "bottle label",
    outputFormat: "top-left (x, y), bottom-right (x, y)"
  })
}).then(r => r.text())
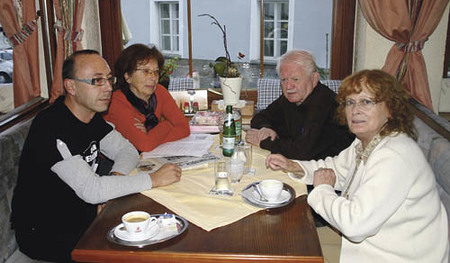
top-left (235, 120), bottom-right (242, 143)
top-left (223, 137), bottom-right (235, 156)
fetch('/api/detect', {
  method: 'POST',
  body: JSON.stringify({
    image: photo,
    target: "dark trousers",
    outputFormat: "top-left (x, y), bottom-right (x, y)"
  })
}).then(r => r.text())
top-left (15, 226), bottom-right (81, 263)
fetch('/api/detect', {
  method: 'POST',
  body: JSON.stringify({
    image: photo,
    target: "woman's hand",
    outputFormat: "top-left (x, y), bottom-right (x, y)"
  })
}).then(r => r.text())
top-left (313, 168), bottom-right (336, 188)
top-left (266, 154), bottom-right (303, 175)
top-left (133, 117), bottom-right (147, 133)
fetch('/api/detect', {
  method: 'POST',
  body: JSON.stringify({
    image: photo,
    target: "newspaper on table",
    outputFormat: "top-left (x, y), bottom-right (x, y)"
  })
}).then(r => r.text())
top-left (140, 134), bottom-right (219, 170)
top-left (154, 153), bottom-right (219, 170)
top-left (142, 134), bottom-right (214, 158)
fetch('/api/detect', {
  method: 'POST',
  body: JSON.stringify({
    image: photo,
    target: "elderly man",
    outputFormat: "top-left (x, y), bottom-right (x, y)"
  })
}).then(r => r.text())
top-left (11, 50), bottom-right (181, 262)
top-left (246, 49), bottom-right (354, 161)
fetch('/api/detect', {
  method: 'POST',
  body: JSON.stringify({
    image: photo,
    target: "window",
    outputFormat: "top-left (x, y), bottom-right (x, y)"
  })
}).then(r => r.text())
top-left (263, 1), bottom-right (289, 59)
top-left (159, 2), bottom-right (180, 53)
top-left (0, 24), bottom-right (14, 117)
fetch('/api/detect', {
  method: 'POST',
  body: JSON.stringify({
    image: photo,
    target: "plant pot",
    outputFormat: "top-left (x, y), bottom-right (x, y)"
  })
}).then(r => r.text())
top-left (220, 76), bottom-right (242, 105)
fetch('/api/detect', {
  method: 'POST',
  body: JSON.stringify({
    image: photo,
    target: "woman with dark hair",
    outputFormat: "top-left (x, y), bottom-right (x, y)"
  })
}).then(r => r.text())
top-left (266, 70), bottom-right (449, 262)
top-left (105, 44), bottom-right (189, 152)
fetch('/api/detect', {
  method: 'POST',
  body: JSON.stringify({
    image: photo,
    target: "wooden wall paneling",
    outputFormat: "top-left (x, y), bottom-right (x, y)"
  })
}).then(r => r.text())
top-left (330, 0), bottom-right (356, 80)
top-left (98, 0), bottom-right (123, 75)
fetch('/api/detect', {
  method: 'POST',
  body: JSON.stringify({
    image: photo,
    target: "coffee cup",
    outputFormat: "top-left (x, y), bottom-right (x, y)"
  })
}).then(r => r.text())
top-left (122, 211), bottom-right (157, 237)
top-left (259, 180), bottom-right (284, 202)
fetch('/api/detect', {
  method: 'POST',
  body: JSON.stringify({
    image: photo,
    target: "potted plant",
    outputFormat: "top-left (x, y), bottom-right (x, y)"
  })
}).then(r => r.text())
top-left (199, 14), bottom-right (243, 105)
top-left (159, 56), bottom-right (179, 89)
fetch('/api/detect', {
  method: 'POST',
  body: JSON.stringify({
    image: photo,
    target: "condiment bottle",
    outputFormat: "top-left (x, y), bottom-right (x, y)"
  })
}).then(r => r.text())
top-left (183, 102), bottom-right (190, 114)
top-left (193, 101), bottom-right (199, 113)
top-left (222, 105), bottom-right (236, 157)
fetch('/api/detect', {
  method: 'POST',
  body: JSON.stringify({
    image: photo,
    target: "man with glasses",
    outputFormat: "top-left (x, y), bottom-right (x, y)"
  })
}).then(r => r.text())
top-left (11, 50), bottom-right (182, 262)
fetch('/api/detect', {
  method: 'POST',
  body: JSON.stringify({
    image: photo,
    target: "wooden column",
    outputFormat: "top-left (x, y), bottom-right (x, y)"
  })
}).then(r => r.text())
top-left (330, 0), bottom-right (356, 80)
top-left (98, 0), bottom-right (123, 74)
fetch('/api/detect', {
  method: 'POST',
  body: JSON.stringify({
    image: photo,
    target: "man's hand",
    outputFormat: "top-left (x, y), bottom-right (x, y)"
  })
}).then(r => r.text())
top-left (258, 127), bottom-right (277, 142)
top-left (150, 163), bottom-right (182, 188)
top-left (313, 168), bottom-right (336, 188)
top-left (97, 203), bottom-right (106, 215)
top-left (245, 128), bottom-right (260, 145)
top-left (245, 128), bottom-right (278, 146)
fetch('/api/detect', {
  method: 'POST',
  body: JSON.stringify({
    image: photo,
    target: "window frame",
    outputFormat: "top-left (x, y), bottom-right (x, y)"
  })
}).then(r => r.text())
top-left (150, 0), bottom-right (183, 57)
top-left (159, 2), bottom-right (180, 54)
top-left (0, 0), bottom-right (53, 131)
top-left (443, 9), bottom-right (450, 78)
top-left (262, 0), bottom-right (290, 60)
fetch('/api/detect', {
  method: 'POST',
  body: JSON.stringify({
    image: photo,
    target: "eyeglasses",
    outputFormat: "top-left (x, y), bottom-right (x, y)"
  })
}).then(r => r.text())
top-left (135, 68), bottom-right (160, 77)
top-left (343, 98), bottom-right (379, 110)
top-left (72, 76), bottom-right (116, 86)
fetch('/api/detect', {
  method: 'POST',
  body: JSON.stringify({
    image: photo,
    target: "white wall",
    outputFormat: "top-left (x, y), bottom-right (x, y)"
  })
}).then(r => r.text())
top-left (354, 3), bottom-right (450, 113)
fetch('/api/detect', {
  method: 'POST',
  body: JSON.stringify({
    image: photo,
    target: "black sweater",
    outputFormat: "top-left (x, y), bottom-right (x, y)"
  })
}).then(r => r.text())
top-left (251, 83), bottom-right (354, 160)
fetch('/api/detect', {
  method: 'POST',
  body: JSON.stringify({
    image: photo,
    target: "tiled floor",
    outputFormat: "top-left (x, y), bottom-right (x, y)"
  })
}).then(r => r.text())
top-left (318, 226), bottom-right (342, 263)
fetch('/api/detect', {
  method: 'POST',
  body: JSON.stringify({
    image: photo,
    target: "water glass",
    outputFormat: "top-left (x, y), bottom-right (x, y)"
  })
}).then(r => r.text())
top-left (234, 144), bottom-right (253, 175)
top-left (214, 160), bottom-right (230, 193)
top-left (227, 158), bottom-right (244, 183)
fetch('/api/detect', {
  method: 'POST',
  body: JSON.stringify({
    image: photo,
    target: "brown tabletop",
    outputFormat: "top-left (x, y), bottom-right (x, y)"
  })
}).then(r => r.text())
top-left (72, 192), bottom-right (323, 263)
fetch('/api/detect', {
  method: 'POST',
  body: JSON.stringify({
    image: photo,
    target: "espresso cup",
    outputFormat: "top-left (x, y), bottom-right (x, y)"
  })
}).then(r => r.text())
top-left (122, 211), bottom-right (157, 237)
top-left (259, 180), bottom-right (284, 202)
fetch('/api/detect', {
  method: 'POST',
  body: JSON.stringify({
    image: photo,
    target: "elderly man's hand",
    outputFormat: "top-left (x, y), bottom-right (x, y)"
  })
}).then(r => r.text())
top-left (245, 128), bottom-right (261, 146)
top-left (150, 163), bottom-right (182, 188)
top-left (313, 168), bottom-right (336, 188)
top-left (245, 128), bottom-right (278, 146)
top-left (258, 127), bottom-right (277, 142)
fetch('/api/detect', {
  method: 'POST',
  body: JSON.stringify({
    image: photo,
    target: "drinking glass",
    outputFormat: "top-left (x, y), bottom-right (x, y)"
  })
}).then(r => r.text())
top-left (214, 160), bottom-right (231, 193)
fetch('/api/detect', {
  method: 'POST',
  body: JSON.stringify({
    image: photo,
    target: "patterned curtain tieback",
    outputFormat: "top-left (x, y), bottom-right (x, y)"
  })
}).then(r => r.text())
top-left (72, 29), bottom-right (84, 42)
top-left (7, 15), bottom-right (40, 47)
top-left (396, 38), bottom-right (428, 53)
top-left (54, 20), bottom-right (84, 42)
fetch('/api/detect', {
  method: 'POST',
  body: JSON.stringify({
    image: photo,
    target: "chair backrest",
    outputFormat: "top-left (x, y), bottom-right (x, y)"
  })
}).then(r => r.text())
top-left (320, 79), bottom-right (342, 93)
top-left (256, 78), bottom-right (343, 111)
top-left (256, 78), bottom-right (282, 111)
top-left (168, 77), bottom-right (194, 91)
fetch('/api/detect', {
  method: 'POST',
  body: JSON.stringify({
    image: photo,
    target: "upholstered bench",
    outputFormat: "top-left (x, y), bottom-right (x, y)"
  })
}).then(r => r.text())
top-left (0, 118), bottom-right (30, 262)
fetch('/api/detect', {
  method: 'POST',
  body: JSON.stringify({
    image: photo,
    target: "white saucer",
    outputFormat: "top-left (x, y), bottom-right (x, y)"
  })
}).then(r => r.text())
top-left (252, 189), bottom-right (291, 204)
top-left (114, 223), bottom-right (160, 242)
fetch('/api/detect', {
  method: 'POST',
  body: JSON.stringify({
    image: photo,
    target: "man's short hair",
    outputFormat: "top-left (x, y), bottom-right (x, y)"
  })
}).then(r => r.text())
top-left (276, 49), bottom-right (318, 76)
top-left (62, 49), bottom-right (100, 80)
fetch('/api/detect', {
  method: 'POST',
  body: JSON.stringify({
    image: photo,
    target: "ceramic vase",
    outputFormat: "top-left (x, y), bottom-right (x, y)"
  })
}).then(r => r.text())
top-left (220, 76), bottom-right (242, 105)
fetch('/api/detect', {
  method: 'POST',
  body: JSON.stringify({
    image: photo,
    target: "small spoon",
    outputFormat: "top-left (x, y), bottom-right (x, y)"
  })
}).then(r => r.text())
top-left (254, 184), bottom-right (268, 202)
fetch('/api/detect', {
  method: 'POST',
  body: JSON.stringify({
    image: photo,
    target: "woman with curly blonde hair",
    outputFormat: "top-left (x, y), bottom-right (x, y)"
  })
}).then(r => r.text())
top-left (266, 69), bottom-right (448, 262)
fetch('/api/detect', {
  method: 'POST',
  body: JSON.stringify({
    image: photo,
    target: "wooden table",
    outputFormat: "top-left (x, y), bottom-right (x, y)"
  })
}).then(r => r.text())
top-left (72, 192), bottom-right (323, 262)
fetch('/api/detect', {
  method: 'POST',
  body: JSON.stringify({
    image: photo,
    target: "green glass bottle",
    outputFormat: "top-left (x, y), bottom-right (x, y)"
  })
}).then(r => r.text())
top-left (222, 105), bottom-right (236, 157)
